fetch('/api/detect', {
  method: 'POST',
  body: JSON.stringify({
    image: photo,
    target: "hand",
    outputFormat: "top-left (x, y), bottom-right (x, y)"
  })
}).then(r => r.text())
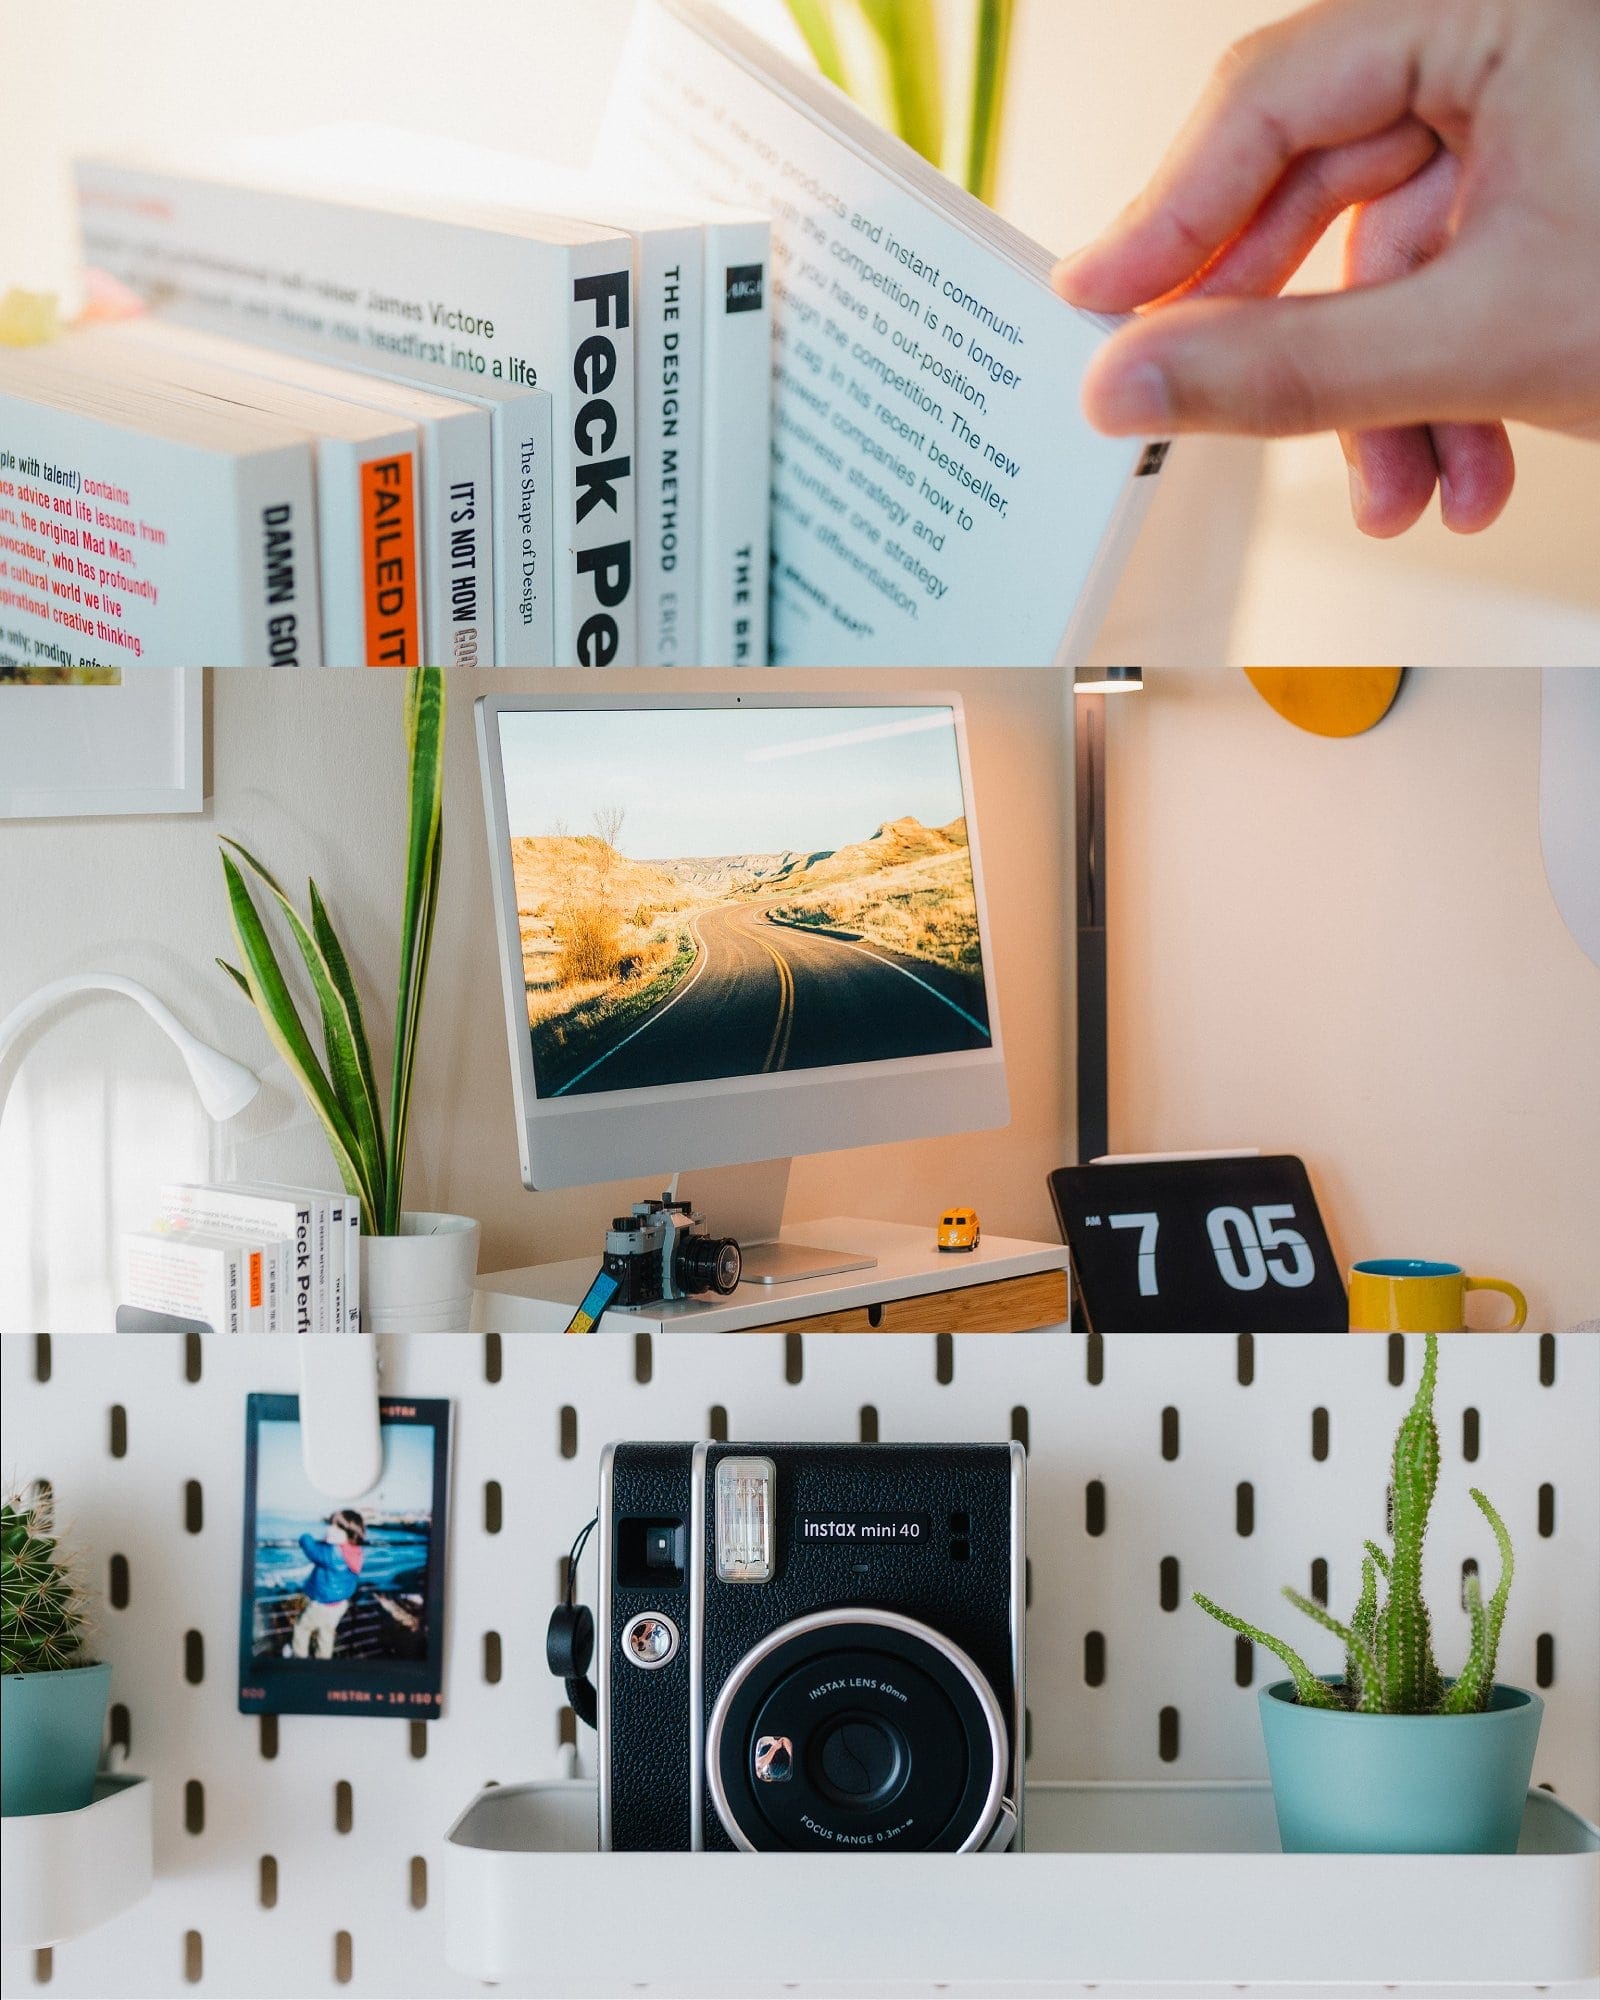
top-left (1053, 0), bottom-right (1600, 536)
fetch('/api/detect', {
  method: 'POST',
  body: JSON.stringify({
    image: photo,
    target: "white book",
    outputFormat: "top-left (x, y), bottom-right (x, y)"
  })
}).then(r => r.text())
top-left (158, 1183), bottom-right (308, 1333)
top-left (343, 1194), bottom-right (362, 1334)
top-left (224, 1182), bottom-right (318, 1333)
top-left (77, 157), bottom-right (637, 667)
top-left (602, 0), bottom-right (1169, 667)
top-left (59, 325), bottom-right (423, 667)
top-left (113, 319), bottom-right (495, 667)
top-left (238, 128), bottom-right (721, 670)
top-left (122, 1230), bottom-right (243, 1335)
top-left (0, 351), bottom-right (321, 669)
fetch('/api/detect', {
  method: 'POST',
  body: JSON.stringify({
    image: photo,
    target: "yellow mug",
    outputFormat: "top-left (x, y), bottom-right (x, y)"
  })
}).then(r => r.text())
top-left (1348, 1259), bottom-right (1528, 1332)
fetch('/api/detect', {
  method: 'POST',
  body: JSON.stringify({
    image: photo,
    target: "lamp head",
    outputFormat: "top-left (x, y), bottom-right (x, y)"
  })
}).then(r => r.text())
top-left (1074, 666), bottom-right (1143, 695)
top-left (178, 1038), bottom-right (261, 1121)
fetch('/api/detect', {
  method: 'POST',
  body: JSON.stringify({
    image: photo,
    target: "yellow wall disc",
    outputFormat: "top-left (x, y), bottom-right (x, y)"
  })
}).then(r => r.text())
top-left (1243, 668), bottom-right (1406, 737)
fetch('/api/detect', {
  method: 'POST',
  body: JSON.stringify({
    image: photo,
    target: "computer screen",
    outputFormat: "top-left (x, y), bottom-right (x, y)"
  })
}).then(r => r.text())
top-left (478, 694), bottom-right (1008, 1192)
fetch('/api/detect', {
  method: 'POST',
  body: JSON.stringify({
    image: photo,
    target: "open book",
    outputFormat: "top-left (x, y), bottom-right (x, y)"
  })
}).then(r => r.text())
top-left (603, 0), bottom-right (1168, 668)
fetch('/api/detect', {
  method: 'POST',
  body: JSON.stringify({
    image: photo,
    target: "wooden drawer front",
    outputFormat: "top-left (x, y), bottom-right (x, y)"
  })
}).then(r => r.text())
top-left (765, 1269), bottom-right (1067, 1335)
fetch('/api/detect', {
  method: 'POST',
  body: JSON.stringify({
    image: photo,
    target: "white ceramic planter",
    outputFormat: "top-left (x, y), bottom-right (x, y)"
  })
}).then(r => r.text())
top-left (360, 1212), bottom-right (479, 1333)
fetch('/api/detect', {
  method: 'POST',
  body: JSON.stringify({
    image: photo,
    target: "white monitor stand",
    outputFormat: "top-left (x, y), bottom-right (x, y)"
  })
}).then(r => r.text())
top-left (665, 1158), bottom-right (877, 1287)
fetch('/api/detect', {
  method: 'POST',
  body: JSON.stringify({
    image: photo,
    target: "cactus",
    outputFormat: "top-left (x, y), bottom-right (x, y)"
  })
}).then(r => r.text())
top-left (1194, 1335), bottom-right (1515, 1714)
top-left (1, 1494), bottom-right (91, 1675)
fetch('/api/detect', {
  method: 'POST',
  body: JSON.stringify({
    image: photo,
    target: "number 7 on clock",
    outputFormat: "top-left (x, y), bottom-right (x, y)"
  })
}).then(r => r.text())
top-left (1109, 1212), bottom-right (1161, 1296)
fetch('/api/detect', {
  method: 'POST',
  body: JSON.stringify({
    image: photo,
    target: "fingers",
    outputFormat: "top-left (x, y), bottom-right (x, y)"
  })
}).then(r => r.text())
top-left (1169, 117), bottom-right (1438, 305)
top-left (1338, 149), bottom-right (1515, 534)
top-left (1055, 0), bottom-right (1442, 311)
top-left (1078, 255), bottom-right (1503, 438)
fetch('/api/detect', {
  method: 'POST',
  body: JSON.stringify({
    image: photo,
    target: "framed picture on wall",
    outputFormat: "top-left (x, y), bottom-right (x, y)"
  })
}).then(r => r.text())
top-left (0, 665), bottom-right (203, 817)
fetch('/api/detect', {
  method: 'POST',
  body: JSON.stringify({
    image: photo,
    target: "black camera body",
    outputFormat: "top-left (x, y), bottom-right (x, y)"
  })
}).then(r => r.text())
top-left (594, 1440), bottom-right (1024, 1853)
top-left (602, 1197), bottom-right (742, 1307)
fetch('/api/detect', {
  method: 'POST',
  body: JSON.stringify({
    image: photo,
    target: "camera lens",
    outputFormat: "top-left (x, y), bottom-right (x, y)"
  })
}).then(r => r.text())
top-left (812, 1713), bottom-right (908, 1811)
top-left (675, 1234), bottom-right (742, 1296)
top-left (705, 1609), bottom-right (1008, 1853)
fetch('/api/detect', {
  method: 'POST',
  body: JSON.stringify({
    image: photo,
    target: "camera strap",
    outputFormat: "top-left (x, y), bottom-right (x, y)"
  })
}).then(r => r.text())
top-left (563, 1266), bottom-right (620, 1335)
top-left (546, 1514), bottom-right (599, 1727)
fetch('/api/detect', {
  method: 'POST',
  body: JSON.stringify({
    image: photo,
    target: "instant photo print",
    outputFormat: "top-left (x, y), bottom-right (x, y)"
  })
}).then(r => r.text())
top-left (239, 1393), bottom-right (451, 1717)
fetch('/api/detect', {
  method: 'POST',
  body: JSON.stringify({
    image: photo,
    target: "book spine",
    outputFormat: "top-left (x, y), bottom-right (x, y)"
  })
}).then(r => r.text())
top-left (360, 447), bottom-right (424, 666)
top-left (328, 1200), bottom-right (346, 1336)
top-left (490, 392), bottom-right (556, 667)
top-left (430, 412), bottom-right (495, 667)
top-left (231, 444), bottom-right (326, 667)
top-left (308, 1197), bottom-right (330, 1335)
top-left (632, 225), bottom-right (705, 665)
top-left (264, 1241), bottom-right (282, 1335)
top-left (344, 1199), bottom-right (362, 1333)
top-left (698, 220), bottom-right (773, 667)
top-left (561, 240), bottom-right (639, 667)
top-left (243, 1246), bottom-right (265, 1333)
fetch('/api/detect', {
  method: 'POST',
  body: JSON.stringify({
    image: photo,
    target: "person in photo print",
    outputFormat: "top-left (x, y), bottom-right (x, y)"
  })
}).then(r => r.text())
top-left (291, 1508), bottom-right (368, 1659)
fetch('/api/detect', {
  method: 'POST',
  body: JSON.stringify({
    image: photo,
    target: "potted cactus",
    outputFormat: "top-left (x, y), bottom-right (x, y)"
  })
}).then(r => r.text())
top-left (1194, 1335), bottom-right (1542, 1854)
top-left (1, 1491), bottom-right (113, 1817)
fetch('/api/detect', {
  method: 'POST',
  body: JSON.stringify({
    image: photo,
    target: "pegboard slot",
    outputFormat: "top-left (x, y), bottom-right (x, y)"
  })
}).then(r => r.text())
top-left (408, 1721), bottom-right (428, 1760)
top-left (1235, 1334), bottom-right (1254, 1387)
top-left (108, 1552), bottom-right (129, 1610)
top-left (1538, 1633), bottom-right (1556, 1688)
top-left (1160, 1406), bottom-right (1179, 1460)
top-left (183, 1629), bottom-right (204, 1685)
top-left (334, 1780), bottom-right (353, 1834)
top-left (1234, 1636), bottom-right (1253, 1688)
top-left (933, 1333), bottom-right (952, 1385)
top-left (108, 1404), bottom-right (127, 1458)
top-left (1311, 1406), bottom-right (1330, 1461)
top-left (1310, 1557), bottom-right (1329, 1607)
top-left (483, 1480), bottom-right (502, 1534)
top-left (259, 1855), bottom-right (278, 1910)
top-left (334, 1930), bottom-right (353, 1985)
top-left (1235, 1481), bottom-right (1254, 1537)
top-left (183, 1479), bottom-right (203, 1534)
top-left (183, 1780), bottom-right (204, 1836)
top-left (1159, 1555), bottom-right (1180, 1612)
top-left (859, 1403), bottom-right (879, 1443)
top-left (1463, 1406), bottom-right (1480, 1462)
top-left (1539, 1482), bottom-right (1556, 1537)
top-left (558, 1406), bottom-right (578, 1458)
top-left (1085, 1479), bottom-right (1106, 1537)
top-left (182, 1932), bottom-right (202, 1985)
top-left (1157, 1706), bottom-right (1180, 1762)
top-left (408, 1856), bottom-right (428, 1911)
top-left (32, 1947), bottom-right (51, 1986)
top-left (1084, 1631), bottom-right (1105, 1686)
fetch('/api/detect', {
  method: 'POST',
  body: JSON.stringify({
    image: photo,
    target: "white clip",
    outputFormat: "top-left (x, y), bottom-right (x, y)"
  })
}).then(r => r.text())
top-left (298, 1335), bottom-right (384, 1500)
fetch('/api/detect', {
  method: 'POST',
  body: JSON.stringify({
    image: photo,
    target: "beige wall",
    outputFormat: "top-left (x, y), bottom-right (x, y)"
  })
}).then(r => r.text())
top-left (0, 668), bottom-right (1074, 1330)
top-left (1105, 667), bottom-right (1600, 1331)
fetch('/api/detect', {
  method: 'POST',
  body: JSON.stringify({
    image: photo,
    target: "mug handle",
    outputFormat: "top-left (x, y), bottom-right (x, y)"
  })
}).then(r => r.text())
top-left (1464, 1277), bottom-right (1528, 1331)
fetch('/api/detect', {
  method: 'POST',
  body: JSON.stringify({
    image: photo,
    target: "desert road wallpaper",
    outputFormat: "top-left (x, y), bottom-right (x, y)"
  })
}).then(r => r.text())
top-left (494, 707), bottom-right (994, 1096)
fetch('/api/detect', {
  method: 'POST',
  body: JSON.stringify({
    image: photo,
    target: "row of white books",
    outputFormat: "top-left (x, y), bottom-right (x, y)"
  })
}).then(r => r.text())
top-left (117, 1183), bottom-right (359, 1335)
top-left (0, 0), bottom-right (1168, 670)
top-left (0, 127), bottom-right (773, 672)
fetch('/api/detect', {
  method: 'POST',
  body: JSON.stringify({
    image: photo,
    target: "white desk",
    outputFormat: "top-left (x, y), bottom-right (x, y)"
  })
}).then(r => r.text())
top-left (472, 1215), bottom-right (1071, 1334)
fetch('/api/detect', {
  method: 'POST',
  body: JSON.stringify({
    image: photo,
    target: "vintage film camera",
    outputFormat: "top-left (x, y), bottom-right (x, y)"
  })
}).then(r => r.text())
top-left (549, 1441), bottom-right (1024, 1852)
top-left (602, 1197), bottom-right (742, 1307)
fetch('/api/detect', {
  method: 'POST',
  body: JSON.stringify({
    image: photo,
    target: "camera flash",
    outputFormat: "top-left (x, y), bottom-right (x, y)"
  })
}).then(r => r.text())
top-left (715, 1456), bottom-right (776, 1582)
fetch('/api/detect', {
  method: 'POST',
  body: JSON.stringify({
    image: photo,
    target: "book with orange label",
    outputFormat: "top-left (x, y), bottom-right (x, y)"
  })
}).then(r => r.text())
top-left (58, 325), bottom-right (422, 665)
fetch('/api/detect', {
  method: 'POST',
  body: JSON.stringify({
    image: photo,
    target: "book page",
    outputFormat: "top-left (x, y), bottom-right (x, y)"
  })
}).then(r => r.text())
top-left (607, 2), bottom-right (1149, 666)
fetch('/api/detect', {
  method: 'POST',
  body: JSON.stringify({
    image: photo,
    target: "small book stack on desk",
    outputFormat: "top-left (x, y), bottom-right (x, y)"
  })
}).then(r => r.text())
top-left (117, 1182), bottom-right (358, 1335)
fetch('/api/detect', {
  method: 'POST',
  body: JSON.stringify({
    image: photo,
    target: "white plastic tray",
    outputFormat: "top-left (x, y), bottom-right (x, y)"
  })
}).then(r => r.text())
top-left (443, 1777), bottom-right (1599, 1994)
top-left (0, 1773), bottom-right (154, 1951)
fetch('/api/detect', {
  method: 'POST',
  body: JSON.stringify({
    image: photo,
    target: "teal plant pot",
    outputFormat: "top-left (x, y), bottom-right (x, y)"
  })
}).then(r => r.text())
top-left (1258, 1679), bottom-right (1543, 1854)
top-left (1, 1663), bottom-right (113, 1817)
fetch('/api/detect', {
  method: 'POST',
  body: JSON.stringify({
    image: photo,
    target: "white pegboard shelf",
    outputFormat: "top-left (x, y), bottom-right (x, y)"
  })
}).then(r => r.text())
top-left (0, 1774), bottom-right (154, 1952)
top-left (441, 1777), bottom-right (1600, 1994)
top-left (0, 1332), bottom-right (1593, 1998)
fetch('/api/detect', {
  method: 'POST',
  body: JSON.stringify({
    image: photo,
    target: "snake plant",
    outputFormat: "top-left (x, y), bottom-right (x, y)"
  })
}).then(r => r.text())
top-left (217, 667), bottom-right (445, 1236)
top-left (1194, 1335), bottom-right (1515, 1714)
top-left (784, 0), bottom-right (1016, 202)
top-left (2, 1494), bottom-right (90, 1675)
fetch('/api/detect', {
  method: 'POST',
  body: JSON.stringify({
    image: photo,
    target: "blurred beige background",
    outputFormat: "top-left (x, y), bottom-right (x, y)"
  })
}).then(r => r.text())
top-left (3, 0), bottom-right (1597, 664)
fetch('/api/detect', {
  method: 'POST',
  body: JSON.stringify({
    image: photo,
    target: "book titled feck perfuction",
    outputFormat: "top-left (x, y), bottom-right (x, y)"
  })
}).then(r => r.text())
top-left (76, 157), bottom-right (634, 668)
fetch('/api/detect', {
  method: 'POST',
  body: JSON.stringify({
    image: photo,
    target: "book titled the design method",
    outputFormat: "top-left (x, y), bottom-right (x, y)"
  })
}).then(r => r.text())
top-left (604, 0), bottom-right (1167, 668)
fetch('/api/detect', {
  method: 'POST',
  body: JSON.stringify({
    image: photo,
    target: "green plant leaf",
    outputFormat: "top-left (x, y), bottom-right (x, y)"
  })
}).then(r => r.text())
top-left (1439, 1488), bottom-right (1516, 1714)
top-left (1381, 1332), bottom-right (1443, 1710)
top-left (217, 959), bottom-right (253, 1000)
top-left (856, 0), bottom-right (945, 169)
top-left (965, 0), bottom-right (1016, 203)
top-left (781, 0), bottom-right (849, 88)
top-left (219, 850), bottom-right (370, 1209)
top-left (1192, 1592), bottom-right (1342, 1709)
top-left (310, 879), bottom-right (384, 1162)
top-left (386, 667), bottom-right (446, 1232)
top-left (1363, 1539), bottom-right (1391, 1580)
top-left (221, 839), bottom-right (383, 1222)
top-left (1283, 1588), bottom-right (1384, 1712)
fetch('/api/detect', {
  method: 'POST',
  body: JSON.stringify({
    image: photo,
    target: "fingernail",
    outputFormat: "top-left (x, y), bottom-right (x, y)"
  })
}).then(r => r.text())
top-left (1347, 462), bottom-right (1368, 524)
top-left (1094, 361), bottom-right (1173, 434)
top-left (1053, 247), bottom-right (1091, 292)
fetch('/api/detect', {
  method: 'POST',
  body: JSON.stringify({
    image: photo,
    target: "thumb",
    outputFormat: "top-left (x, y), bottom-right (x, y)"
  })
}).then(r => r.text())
top-left (1080, 251), bottom-right (1513, 439)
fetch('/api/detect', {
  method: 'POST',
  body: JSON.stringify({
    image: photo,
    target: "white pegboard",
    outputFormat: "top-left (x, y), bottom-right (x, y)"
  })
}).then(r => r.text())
top-left (0, 1332), bottom-right (1594, 1999)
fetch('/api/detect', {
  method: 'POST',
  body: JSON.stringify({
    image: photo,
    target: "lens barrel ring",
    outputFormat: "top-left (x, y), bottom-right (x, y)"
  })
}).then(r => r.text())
top-left (704, 1607), bottom-right (1008, 1853)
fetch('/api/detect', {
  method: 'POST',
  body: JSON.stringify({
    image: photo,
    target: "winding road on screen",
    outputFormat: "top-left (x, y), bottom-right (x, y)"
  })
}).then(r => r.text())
top-left (543, 901), bottom-right (992, 1096)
